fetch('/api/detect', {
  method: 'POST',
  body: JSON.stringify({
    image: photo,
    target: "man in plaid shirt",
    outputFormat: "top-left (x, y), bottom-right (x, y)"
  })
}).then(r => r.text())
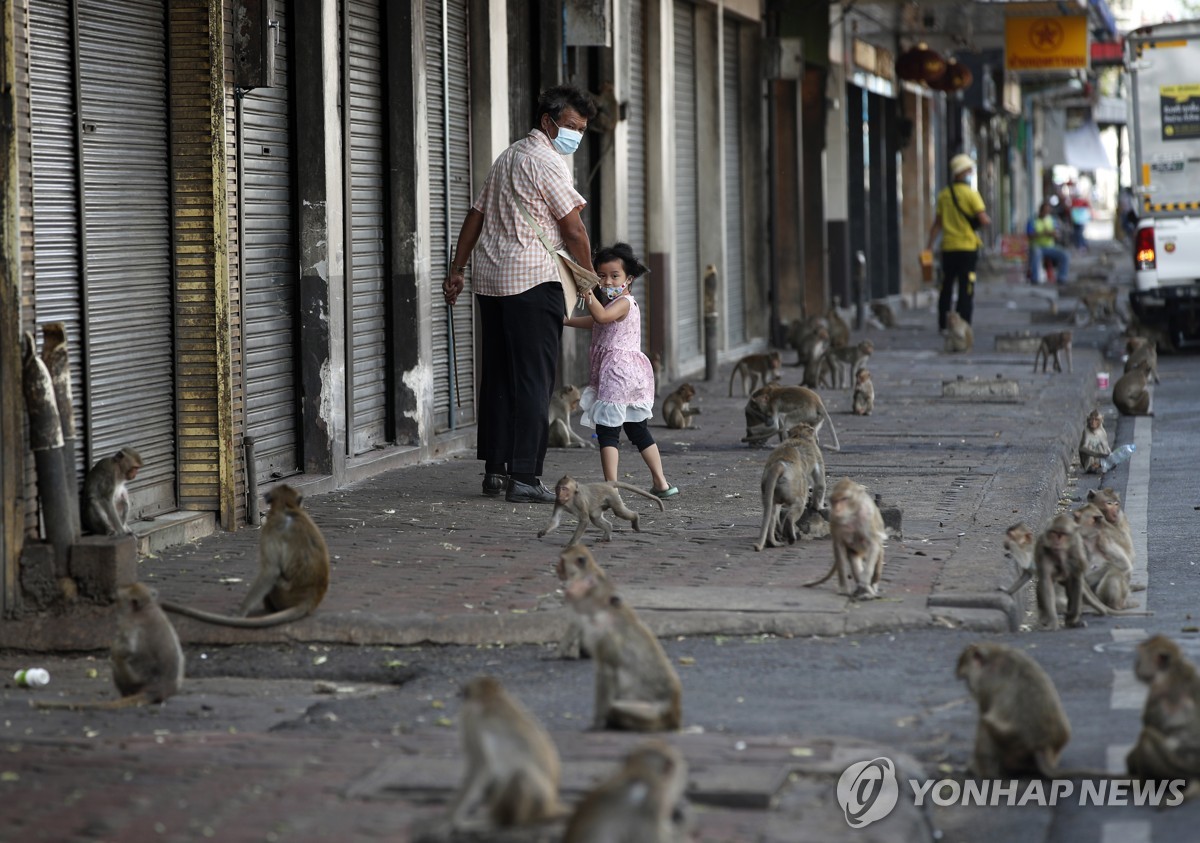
top-left (443, 86), bottom-right (597, 503)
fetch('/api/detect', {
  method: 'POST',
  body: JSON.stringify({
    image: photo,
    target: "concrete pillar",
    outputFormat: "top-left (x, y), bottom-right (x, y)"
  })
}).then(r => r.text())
top-left (899, 86), bottom-right (929, 295)
top-left (824, 28), bottom-right (850, 321)
top-left (695, 5), bottom-right (723, 354)
top-left (739, 21), bottom-right (768, 343)
top-left (469, 0), bottom-right (510, 184)
top-left (0, 0), bottom-right (21, 614)
top-left (644, 0), bottom-right (675, 374)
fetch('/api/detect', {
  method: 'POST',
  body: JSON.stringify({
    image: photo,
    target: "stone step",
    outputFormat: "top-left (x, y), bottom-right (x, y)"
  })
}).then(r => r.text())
top-left (131, 510), bottom-right (217, 557)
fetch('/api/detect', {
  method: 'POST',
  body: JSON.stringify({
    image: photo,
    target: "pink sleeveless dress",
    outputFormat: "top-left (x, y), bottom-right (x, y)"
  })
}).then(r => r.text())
top-left (579, 296), bottom-right (656, 428)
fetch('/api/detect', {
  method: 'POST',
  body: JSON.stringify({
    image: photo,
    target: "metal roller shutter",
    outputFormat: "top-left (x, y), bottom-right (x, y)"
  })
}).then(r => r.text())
top-left (673, 1), bottom-right (700, 360)
top-left (242, 2), bottom-right (300, 480)
top-left (426, 0), bottom-right (475, 431)
top-left (625, 0), bottom-right (649, 346)
top-left (77, 0), bottom-right (176, 515)
top-left (28, 0), bottom-right (87, 486)
top-left (345, 0), bottom-right (388, 454)
top-left (723, 20), bottom-right (746, 347)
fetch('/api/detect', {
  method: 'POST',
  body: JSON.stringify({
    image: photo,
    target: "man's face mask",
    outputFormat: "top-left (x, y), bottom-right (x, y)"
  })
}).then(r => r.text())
top-left (550, 118), bottom-right (583, 155)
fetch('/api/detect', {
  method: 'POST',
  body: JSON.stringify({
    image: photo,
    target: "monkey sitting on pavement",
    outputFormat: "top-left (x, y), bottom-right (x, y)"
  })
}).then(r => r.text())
top-left (1114, 358), bottom-right (1154, 416)
top-left (449, 676), bottom-right (564, 831)
top-left (852, 368), bottom-right (875, 416)
top-left (1125, 336), bottom-right (1160, 385)
top-left (566, 573), bottom-right (682, 732)
top-left (1078, 409), bottom-right (1111, 474)
top-left (661, 383), bottom-right (700, 429)
top-left (728, 351), bottom-right (781, 397)
top-left (803, 478), bottom-right (885, 599)
top-left (563, 740), bottom-right (689, 843)
top-left (1087, 487), bottom-right (1136, 568)
top-left (1127, 636), bottom-right (1200, 784)
top-left (1033, 330), bottom-right (1073, 373)
top-left (556, 544), bottom-right (610, 659)
top-left (944, 311), bottom-right (974, 353)
top-left (538, 475), bottom-right (665, 546)
top-left (82, 446), bottom-right (144, 536)
top-left (547, 385), bottom-right (594, 448)
top-left (162, 484), bottom-right (330, 628)
top-left (1074, 503), bottom-right (1138, 611)
top-left (35, 583), bottom-right (184, 710)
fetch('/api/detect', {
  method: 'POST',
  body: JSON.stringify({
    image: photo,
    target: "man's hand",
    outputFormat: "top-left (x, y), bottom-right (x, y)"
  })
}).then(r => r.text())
top-left (443, 270), bottom-right (465, 306)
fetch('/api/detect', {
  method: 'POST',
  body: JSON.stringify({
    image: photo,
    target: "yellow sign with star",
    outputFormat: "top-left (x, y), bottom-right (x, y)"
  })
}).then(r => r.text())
top-left (1005, 16), bottom-right (1089, 71)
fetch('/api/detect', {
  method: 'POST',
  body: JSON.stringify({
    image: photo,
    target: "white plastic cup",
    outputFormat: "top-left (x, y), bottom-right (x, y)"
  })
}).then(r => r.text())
top-left (1096, 372), bottom-right (1110, 389)
top-left (13, 668), bottom-right (50, 688)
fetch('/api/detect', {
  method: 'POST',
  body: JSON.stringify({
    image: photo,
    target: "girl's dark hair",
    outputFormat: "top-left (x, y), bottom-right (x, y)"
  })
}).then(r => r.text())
top-left (592, 242), bottom-right (649, 279)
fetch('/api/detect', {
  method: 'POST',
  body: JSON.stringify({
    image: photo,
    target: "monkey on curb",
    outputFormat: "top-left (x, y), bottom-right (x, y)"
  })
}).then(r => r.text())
top-left (82, 446), bottom-right (144, 536)
top-left (803, 478), bottom-right (885, 599)
top-left (563, 740), bottom-right (689, 843)
top-left (851, 368), bottom-right (875, 416)
top-left (537, 476), bottom-right (665, 545)
top-left (741, 384), bottom-right (841, 451)
top-left (565, 573), bottom-right (682, 732)
top-left (1087, 487), bottom-right (1136, 568)
top-left (161, 484), bottom-right (330, 628)
top-left (1033, 330), bottom-right (1073, 374)
top-left (1127, 636), bottom-right (1200, 783)
top-left (818, 340), bottom-right (874, 390)
top-left (1074, 503), bottom-right (1137, 611)
top-left (448, 676), bottom-right (564, 831)
top-left (34, 583), bottom-right (184, 710)
top-left (944, 311), bottom-right (974, 353)
top-left (1124, 336), bottom-right (1160, 385)
top-left (661, 383), bottom-right (700, 429)
top-left (1078, 410), bottom-right (1111, 474)
top-left (1113, 359), bottom-right (1153, 416)
top-left (728, 351), bottom-right (782, 397)
top-left (547, 385), bottom-right (594, 449)
top-left (556, 544), bottom-right (610, 659)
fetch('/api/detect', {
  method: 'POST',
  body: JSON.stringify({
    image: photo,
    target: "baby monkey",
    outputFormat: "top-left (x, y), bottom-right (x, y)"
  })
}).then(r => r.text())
top-left (851, 368), bottom-right (874, 416)
top-left (538, 476), bottom-right (665, 546)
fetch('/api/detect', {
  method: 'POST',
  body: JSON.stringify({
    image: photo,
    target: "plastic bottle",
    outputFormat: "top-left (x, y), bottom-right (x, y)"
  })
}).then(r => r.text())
top-left (1099, 443), bottom-right (1136, 473)
top-left (13, 668), bottom-right (50, 688)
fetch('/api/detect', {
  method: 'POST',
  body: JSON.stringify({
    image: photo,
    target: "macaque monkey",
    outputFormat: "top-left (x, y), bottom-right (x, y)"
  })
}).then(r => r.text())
top-left (1113, 359), bottom-right (1153, 416)
top-left (565, 574), bottom-right (683, 731)
top-left (1035, 513), bottom-right (1090, 630)
top-left (81, 446), bottom-right (143, 536)
top-left (1125, 336), bottom-right (1160, 384)
top-left (556, 544), bottom-right (610, 659)
top-left (741, 384), bottom-right (841, 451)
top-left (1078, 409), bottom-right (1111, 474)
top-left (870, 300), bottom-right (896, 328)
top-left (956, 642), bottom-right (1070, 778)
top-left (1033, 330), bottom-right (1073, 373)
top-left (852, 368), bottom-right (875, 416)
top-left (1000, 522), bottom-right (1042, 598)
top-left (162, 484), bottom-right (330, 627)
top-left (1078, 286), bottom-right (1118, 325)
top-left (803, 478), bottom-right (886, 599)
top-left (1073, 503), bottom-right (1137, 611)
top-left (826, 304), bottom-right (851, 348)
top-left (449, 676), bottom-right (563, 830)
top-left (818, 340), bottom-right (874, 389)
top-left (548, 385), bottom-right (593, 449)
top-left (799, 327), bottom-right (831, 389)
top-left (787, 315), bottom-right (827, 365)
top-left (563, 740), bottom-right (688, 843)
top-left (728, 351), bottom-right (782, 397)
top-left (1127, 636), bottom-right (1200, 782)
top-left (944, 311), bottom-right (974, 353)
top-left (753, 432), bottom-right (812, 552)
top-left (35, 583), bottom-right (184, 710)
top-left (538, 475), bottom-right (665, 545)
top-left (1087, 487), bottom-right (1135, 564)
top-left (661, 383), bottom-right (700, 429)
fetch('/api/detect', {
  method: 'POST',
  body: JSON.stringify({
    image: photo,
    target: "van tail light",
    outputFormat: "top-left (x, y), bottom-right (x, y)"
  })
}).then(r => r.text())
top-left (1135, 226), bottom-right (1156, 270)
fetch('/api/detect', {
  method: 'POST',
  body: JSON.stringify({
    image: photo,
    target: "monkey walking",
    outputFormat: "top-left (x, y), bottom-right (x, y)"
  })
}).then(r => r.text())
top-left (35, 583), bottom-right (184, 710)
top-left (741, 384), bottom-right (841, 452)
top-left (563, 741), bottom-right (689, 842)
top-left (82, 446), bottom-right (144, 536)
top-left (803, 478), bottom-right (885, 599)
top-left (162, 484), bottom-right (330, 628)
top-left (538, 476), bottom-right (665, 546)
top-left (1033, 330), bottom-right (1073, 373)
top-left (817, 340), bottom-right (873, 390)
top-left (727, 351), bottom-right (781, 397)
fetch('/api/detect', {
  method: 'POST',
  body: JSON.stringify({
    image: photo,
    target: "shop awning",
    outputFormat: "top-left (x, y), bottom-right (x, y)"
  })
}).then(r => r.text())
top-left (1064, 119), bottom-right (1113, 170)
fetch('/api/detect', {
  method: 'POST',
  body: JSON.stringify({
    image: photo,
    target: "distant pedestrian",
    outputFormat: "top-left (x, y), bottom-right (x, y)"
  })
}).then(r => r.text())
top-left (443, 85), bottom-right (598, 504)
top-left (1070, 193), bottom-right (1092, 250)
top-left (1027, 201), bottom-right (1070, 284)
top-left (564, 242), bottom-right (677, 498)
top-left (927, 153), bottom-right (991, 331)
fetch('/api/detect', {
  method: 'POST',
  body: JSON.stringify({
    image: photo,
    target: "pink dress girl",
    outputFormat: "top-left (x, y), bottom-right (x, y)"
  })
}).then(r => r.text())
top-left (579, 296), bottom-right (655, 428)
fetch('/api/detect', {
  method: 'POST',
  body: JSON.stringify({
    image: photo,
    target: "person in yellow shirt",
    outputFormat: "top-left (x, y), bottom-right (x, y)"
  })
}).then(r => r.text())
top-left (1027, 201), bottom-right (1070, 284)
top-left (926, 154), bottom-right (990, 331)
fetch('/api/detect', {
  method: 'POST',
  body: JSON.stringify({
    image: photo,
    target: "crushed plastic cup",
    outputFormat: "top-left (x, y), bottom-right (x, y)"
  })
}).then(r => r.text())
top-left (1096, 372), bottom-right (1110, 389)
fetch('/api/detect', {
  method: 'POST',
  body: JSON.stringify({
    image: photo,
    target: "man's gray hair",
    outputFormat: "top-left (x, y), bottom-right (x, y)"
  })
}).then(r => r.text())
top-left (536, 85), bottom-right (597, 124)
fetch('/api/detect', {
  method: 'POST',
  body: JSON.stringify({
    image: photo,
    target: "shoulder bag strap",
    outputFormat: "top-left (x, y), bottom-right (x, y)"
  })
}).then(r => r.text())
top-left (509, 161), bottom-right (558, 256)
top-left (948, 182), bottom-right (977, 229)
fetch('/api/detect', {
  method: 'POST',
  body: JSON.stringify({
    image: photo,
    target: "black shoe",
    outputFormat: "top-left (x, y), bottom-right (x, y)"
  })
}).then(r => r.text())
top-left (482, 473), bottom-right (507, 497)
top-left (505, 479), bottom-right (556, 504)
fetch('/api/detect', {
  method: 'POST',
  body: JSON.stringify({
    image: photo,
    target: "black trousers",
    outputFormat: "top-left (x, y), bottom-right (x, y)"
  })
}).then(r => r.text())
top-left (938, 249), bottom-right (978, 330)
top-left (475, 282), bottom-right (563, 477)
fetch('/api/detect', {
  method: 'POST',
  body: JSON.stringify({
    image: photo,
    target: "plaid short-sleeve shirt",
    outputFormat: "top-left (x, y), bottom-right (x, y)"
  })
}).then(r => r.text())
top-left (471, 130), bottom-right (587, 297)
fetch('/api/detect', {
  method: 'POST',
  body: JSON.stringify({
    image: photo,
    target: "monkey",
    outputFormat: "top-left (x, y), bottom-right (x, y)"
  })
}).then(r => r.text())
top-left (759, 422), bottom-right (828, 548)
top-left (1078, 409), bottom-right (1111, 474)
top-left (1087, 487), bottom-right (1135, 566)
top-left (727, 351), bottom-right (782, 397)
top-left (563, 740), bottom-right (689, 843)
top-left (34, 583), bottom-right (184, 710)
top-left (1073, 503), bottom-right (1137, 611)
top-left (944, 311), bottom-right (974, 353)
top-left (548, 385), bottom-right (594, 449)
top-left (869, 300), bottom-right (896, 328)
top-left (956, 642), bottom-right (1070, 779)
top-left (1077, 286), bottom-right (1118, 325)
top-left (818, 340), bottom-right (874, 390)
top-left (1032, 330), bottom-right (1073, 374)
top-left (741, 384), bottom-right (841, 452)
top-left (1125, 336), bottom-right (1160, 385)
top-left (1127, 636), bottom-right (1200, 782)
top-left (851, 368), bottom-right (875, 416)
top-left (661, 383), bottom-right (700, 430)
top-left (537, 476), bottom-right (665, 546)
top-left (1034, 513), bottom-right (1090, 630)
top-left (161, 484), bottom-right (330, 628)
top-left (803, 478), bottom-right (886, 599)
top-left (787, 314), bottom-right (827, 365)
top-left (753, 433), bottom-right (812, 552)
top-left (1113, 359), bottom-right (1153, 416)
top-left (826, 304), bottom-right (850, 348)
top-left (650, 351), bottom-right (663, 398)
top-left (565, 573), bottom-right (682, 732)
top-left (556, 543), bottom-right (610, 659)
top-left (799, 327), bottom-right (831, 388)
top-left (81, 446), bottom-right (143, 536)
top-left (449, 676), bottom-right (563, 831)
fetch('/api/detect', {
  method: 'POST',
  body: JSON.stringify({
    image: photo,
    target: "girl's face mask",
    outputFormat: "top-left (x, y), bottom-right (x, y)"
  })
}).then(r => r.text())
top-left (600, 282), bottom-right (628, 302)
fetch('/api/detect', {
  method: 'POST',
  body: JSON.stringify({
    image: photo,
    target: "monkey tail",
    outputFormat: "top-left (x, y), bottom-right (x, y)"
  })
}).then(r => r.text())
top-left (802, 558), bottom-right (840, 589)
top-left (819, 403), bottom-right (841, 452)
top-left (728, 364), bottom-right (739, 397)
top-left (612, 481), bottom-right (666, 511)
top-left (1079, 581), bottom-right (1154, 617)
top-left (160, 601), bottom-right (313, 628)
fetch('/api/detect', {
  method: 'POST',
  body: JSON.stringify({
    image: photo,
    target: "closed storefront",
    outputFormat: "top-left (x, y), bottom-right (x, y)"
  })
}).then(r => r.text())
top-left (624, 0), bottom-right (649, 345)
top-left (673, 0), bottom-right (700, 361)
top-left (426, 0), bottom-right (476, 432)
top-left (29, 0), bottom-right (176, 517)
top-left (723, 17), bottom-right (746, 347)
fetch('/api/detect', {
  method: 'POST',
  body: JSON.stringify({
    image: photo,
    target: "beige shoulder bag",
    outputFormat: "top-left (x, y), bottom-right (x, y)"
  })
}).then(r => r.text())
top-left (510, 166), bottom-right (598, 315)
